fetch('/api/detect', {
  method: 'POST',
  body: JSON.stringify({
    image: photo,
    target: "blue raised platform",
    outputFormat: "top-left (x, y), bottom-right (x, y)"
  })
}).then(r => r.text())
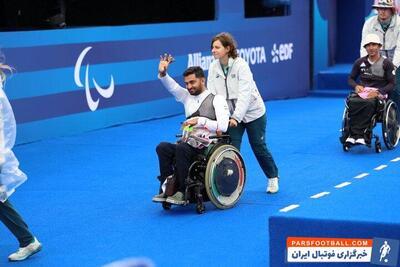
top-left (316, 64), bottom-right (352, 90)
top-left (269, 159), bottom-right (400, 267)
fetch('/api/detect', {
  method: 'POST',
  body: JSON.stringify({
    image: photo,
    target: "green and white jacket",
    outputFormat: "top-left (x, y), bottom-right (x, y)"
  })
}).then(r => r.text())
top-left (361, 14), bottom-right (400, 68)
top-left (207, 57), bottom-right (266, 123)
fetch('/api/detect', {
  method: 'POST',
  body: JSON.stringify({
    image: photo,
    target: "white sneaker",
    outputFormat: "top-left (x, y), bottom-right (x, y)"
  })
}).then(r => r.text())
top-left (8, 237), bottom-right (42, 261)
top-left (345, 137), bottom-right (355, 144)
top-left (355, 138), bottom-right (366, 145)
top-left (166, 191), bottom-right (186, 205)
top-left (152, 192), bottom-right (167, 203)
top-left (266, 177), bottom-right (279, 194)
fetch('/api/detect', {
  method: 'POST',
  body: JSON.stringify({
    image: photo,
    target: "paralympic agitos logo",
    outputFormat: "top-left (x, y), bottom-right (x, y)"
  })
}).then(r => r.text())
top-left (74, 46), bottom-right (115, 111)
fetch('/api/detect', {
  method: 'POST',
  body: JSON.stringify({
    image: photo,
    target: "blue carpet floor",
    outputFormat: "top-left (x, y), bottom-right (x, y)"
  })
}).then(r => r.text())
top-left (0, 96), bottom-right (399, 267)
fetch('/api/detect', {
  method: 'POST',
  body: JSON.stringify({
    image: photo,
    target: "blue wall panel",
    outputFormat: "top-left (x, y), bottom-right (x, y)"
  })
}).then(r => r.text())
top-left (0, 0), bottom-right (310, 144)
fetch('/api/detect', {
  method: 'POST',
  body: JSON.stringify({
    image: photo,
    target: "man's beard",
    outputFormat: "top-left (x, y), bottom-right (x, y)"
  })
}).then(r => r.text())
top-left (190, 88), bottom-right (202, 95)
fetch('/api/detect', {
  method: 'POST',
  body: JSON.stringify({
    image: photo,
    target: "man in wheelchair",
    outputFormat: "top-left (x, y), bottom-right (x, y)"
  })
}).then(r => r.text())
top-left (346, 33), bottom-right (396, 146)
top-left (152, 54), bottom-right (230, 205)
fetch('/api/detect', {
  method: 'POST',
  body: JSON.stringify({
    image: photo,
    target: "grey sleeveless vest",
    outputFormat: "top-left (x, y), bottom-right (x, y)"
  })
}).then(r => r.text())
top-left (187, 93), bottom-right (216, 120)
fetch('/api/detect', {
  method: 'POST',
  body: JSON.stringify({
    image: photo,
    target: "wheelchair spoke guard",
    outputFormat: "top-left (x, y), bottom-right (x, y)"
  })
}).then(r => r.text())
top-left (204, 144), bottom-right (246, 209)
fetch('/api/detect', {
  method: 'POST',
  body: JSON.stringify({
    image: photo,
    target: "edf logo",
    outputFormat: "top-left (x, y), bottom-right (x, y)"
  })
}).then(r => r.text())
top-left (271, 43), bottom-right (294, 63)
top-left (371, 238), bottom-right (399, 266)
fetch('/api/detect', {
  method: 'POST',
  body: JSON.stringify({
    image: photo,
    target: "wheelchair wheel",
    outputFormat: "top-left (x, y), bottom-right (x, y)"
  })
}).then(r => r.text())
top-left (382, 100), bottom-right (399, 150)
top-left (340, 105), bottom-right (350, 144)
top-left (204, 144), bottom-right (246, 209)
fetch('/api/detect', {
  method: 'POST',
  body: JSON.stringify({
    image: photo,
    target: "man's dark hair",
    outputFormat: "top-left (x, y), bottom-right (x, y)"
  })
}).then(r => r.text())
top-left (183, 66), bottom-right (205, 78)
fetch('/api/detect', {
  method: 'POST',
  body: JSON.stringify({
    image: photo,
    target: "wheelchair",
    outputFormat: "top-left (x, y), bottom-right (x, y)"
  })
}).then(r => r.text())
top-left (340, 94), bottom-right (399, 153)
top-left (160, 135), bottom-right (246, 214)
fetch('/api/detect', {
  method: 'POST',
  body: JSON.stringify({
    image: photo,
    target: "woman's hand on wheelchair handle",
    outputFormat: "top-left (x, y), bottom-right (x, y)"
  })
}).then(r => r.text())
top-left (229, 118), bottom-right (238, 127)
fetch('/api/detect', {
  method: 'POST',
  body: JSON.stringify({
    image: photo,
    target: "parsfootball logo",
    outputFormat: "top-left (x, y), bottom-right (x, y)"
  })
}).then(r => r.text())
top-left (74, 46), bottom-right (115, 111)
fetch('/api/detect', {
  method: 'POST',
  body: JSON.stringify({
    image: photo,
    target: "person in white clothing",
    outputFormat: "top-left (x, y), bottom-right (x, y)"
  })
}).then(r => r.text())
top-left (152, 54), bottom-right (230, 205)
top-left (0, 63), bottom-right (42, 262)
top-left (360, 0), bottom-right (400, 67)
top-left (207, 32), bottom-right (279, 193)
top-left (360, 0), bottom-right (400, 120)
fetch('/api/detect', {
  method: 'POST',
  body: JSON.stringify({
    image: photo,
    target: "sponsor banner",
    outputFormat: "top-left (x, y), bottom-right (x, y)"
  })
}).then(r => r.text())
top-left (1, 1), bottom-right (309, 144)
top-left (187, 44), bottom-right (293, 70)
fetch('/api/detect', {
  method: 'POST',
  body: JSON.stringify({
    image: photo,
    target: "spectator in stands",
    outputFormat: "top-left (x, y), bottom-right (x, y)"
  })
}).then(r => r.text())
top-left (360, 0), bottom-right (400, 119)
top-left (207, 32), bottom-right (280, 194)
top-left (0, 63), bottom-right (42, 262)
top-left (347, 33), bottom-right (395, 145)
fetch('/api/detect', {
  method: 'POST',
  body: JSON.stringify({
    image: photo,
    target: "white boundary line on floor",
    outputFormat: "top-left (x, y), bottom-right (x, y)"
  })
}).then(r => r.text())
top-left (279, 204), bottom-right (300, 212)
top-left (334, 181), bottom-right (351, 188)
top-left (310, 192), bottom-right (330, 199)
top-left (374, 164), bottom-right (387, 171)
top-left (354, 173), bottom-right (369, 179)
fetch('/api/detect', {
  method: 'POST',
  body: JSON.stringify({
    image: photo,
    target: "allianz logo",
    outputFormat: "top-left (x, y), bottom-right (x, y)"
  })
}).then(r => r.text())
top-left (187, 46), bottom-right (267, 70)
top-left (271, 43), bottom-right (294, 63)
top-left (74, 46), bottom-right (115, 112)
top-left (187, 53), bottom-right (213, 70)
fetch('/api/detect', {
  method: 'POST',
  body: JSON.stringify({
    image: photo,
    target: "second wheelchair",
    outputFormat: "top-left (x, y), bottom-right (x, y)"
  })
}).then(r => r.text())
top-left (340, 94), bottom-right (399, 153)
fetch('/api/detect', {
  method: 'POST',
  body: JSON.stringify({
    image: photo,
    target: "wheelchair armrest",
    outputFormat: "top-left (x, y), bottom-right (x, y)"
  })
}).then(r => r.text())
top-left (209, 134), bottom-right (230, 139)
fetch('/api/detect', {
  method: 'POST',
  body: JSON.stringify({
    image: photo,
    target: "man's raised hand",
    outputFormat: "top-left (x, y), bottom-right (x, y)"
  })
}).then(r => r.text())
top-left (158, 53), bottom-right (175, 76)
